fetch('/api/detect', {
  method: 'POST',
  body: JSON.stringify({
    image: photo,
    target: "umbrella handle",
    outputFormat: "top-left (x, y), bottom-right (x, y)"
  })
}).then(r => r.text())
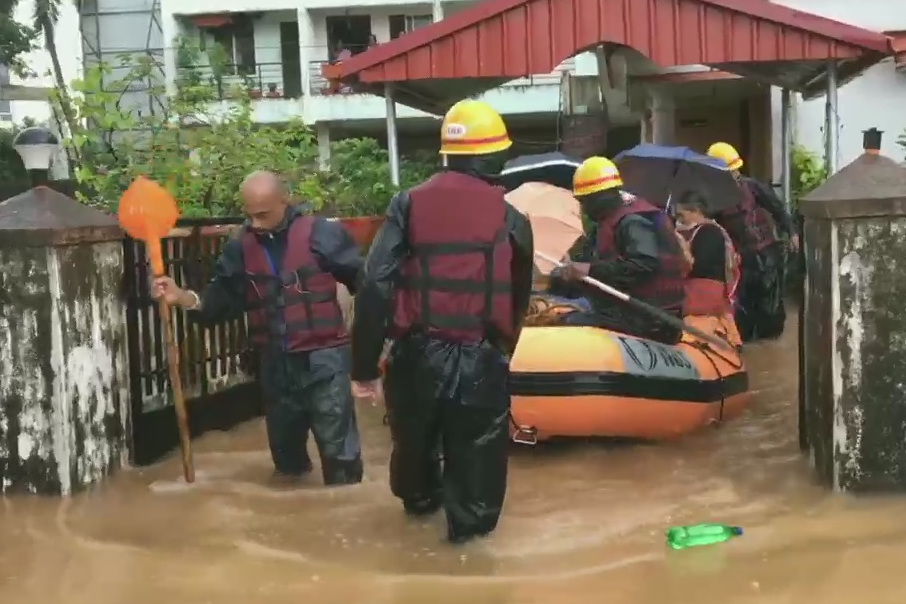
top-left (534, 251), bottom-right (736, 352)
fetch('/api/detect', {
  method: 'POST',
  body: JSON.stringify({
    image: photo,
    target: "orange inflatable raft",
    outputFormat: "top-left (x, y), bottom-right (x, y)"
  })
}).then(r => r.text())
top-left (508, 320), bottom-right (751, 444)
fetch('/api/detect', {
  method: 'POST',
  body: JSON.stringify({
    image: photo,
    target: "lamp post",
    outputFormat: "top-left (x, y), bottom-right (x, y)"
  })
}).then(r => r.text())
top-left (13, 126), bottom-right (59, 187)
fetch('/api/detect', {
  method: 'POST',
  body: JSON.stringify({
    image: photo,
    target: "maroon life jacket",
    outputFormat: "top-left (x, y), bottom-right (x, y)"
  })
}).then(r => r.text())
top-left (714, 181), bottom-right (777, 255)
top-left (391, 171), bottom-right (514, 346)
top-left (595, 196), bottom-right (687, 315)
top-left (241, 215), bottom-right (347, 352)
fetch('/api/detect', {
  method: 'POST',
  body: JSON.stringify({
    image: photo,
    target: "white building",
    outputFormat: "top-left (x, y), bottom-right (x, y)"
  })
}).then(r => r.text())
top-left (156, 0), bottom-right (614, 155)
top-left (773, 0), bottom-right (906, 167)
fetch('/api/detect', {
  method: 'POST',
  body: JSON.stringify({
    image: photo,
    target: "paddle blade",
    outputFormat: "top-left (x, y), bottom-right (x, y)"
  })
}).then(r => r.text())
top-left (118, 175), bottom-right (180, 241)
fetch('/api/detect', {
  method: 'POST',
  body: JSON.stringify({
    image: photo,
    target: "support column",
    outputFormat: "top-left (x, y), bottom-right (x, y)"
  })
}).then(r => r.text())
top-left (316, 122), bottom-right (330, 170)
top-left (648, 88), bottom-right (676, 146)
top-left (160, 12), bottom-right (179, 98)
top-left (298, 9), bottom-right (315, 97)
top-left (0, 188), bottom-right (129, 496)
top-left (385, 83), bottom-right (400, 186)
top-left (780, 88), bottom-right (792, 209)
top-left (824, 60), bottom-right (839, 175)
top-left (799, 129), bottom-right (906, 492)
top-left (432, 0), bottom-right (444, 22)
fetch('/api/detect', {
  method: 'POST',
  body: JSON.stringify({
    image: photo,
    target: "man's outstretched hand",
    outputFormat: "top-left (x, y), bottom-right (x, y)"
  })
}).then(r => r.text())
top-left (561, 261), bottom-right (591, 281)
top-left (352, 380), bottom-right (381, 405)
top-left (151, 276), bottom-right (194, 307)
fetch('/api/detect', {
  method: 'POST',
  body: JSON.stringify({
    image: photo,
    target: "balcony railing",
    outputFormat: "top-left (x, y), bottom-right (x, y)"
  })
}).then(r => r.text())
top-left (308, 58), bottom-right (576, 96)
top-left (179, 61), bottom-right (303, 101)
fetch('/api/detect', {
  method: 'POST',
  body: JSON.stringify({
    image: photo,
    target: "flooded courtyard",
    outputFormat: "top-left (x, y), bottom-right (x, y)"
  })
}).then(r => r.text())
top-left (4, 318), bottom-right (906, 603)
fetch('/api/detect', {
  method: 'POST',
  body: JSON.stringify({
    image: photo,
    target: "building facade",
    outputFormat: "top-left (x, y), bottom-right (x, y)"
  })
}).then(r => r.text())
top-left (73, 0), bottom-right (902, 179)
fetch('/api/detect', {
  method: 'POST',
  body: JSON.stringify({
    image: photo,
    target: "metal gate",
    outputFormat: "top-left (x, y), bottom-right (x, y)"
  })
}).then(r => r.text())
top-left (122, 218), bottom-right (261, 465)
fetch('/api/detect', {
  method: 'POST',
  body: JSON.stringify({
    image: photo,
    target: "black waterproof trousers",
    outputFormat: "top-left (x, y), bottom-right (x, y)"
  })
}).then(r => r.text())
top-left (736, 243), bottom-right (786, 342)
top-left (383, 333), bottom-right (511, 543)
top-left (260, 345), bottom-right (363, 485)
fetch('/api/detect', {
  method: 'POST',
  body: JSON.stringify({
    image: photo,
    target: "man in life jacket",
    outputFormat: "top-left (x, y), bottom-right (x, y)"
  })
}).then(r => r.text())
top-left (673, 190), bottom-right (742, 348)
top-left (151, 171), bottom-right (364, 486)
top-left (553, 157), bottom-right (688, 344)
top-left (707, 142), bottom-right (798, 342)
top-left (349, 99), bottom-right (534, 544)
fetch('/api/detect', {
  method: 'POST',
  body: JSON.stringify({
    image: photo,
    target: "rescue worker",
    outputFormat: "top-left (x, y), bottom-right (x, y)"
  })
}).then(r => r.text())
top-left (349, 99), bottom-right (534, 544)
top-left (674, 190), bottom-right (742, 348)
top-left (707, 142), bottom-right (798, 342)
top-left (554, 157), bottom-right (688, 344)
top-left (151, 171), bottom-right (364, 486)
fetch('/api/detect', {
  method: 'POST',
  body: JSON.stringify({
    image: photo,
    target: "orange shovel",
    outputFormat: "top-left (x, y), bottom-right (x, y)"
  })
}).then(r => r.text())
top-left (118, 176), bottom-right (194, 483)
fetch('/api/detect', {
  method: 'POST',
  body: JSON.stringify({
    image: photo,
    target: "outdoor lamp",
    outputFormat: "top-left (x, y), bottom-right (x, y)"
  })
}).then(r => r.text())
top-left (13, 126), bottom-right (59, 185)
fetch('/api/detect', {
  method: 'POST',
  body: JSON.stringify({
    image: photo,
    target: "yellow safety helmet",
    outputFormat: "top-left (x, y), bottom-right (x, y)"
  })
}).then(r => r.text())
top-left (572, 156), bottom-right (624, 197)
top-left (707, 142), bottom-right (744, 171)
top-left (439, 99), bottom-right (512, 156)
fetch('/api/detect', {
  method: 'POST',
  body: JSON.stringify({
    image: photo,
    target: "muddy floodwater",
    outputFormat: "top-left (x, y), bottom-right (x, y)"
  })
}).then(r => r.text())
top-left (4, 316), bottom-right (906, 603)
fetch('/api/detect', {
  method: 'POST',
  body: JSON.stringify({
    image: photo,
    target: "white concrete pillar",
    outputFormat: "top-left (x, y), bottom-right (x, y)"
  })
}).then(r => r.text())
top-left (648, 88), bottom-right (675, 146)
top-left (432, 0), bottom-right (444, 22)
top-left (160, 11), bottom-right (179, 98)
top-left (824, 60), bottom-right (839, 175)
top-left (298, 8), bottom-right (315, 97)
top-left (317, 122), bottom-right (331, 170)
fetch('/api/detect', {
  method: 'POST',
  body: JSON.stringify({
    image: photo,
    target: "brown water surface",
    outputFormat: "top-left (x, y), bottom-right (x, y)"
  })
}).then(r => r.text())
top-left (4, 317), bottom-right (906, 603)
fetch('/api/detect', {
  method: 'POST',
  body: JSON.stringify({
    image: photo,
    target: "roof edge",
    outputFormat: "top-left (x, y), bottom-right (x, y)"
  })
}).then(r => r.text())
top-left (701, 0), bottom-right (890, 53)
top-left (325, 0), bottom-right (892, 83)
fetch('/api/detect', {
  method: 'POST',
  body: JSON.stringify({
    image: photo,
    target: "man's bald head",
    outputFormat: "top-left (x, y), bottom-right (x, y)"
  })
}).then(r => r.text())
top-left (241, 170), bottom-right (288, 232)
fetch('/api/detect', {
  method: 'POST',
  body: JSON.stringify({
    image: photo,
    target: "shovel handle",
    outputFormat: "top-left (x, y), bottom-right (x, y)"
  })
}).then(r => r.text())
top-left (147, 236), bottom-right (194, 483)
top-left (158, 296), bottom-right (195, 483)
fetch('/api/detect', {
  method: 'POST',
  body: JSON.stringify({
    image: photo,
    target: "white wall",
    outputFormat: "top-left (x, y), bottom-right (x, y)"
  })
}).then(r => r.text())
top-left (773, 0), bottom-right (906, 166)
top-left (9, 0), bottom-right (82, 126)
top-left (170, 5), bottom-right (585, 124)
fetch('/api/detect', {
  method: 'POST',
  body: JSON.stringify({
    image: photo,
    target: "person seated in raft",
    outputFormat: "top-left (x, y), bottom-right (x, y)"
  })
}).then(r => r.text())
top-left (673, 190), bottom-right (743, 349)
top-left (549, 157), bottom-right (689, 344)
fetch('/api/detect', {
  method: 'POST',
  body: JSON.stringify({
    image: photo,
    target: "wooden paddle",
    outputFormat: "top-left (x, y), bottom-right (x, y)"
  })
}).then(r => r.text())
top-left (118, 176), bottom-right (194, 483)
top-left (534, 251), bottom-right (736, 353)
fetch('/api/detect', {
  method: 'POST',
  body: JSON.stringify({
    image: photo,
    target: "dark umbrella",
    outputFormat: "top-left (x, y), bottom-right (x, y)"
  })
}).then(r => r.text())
top-left (499, 152), bottom-right (582, 192)
top-left (613, 144), bottom-right (744, 212)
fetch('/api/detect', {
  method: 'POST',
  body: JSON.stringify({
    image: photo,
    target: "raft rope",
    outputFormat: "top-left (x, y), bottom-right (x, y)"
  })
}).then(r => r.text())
top-left (523, 297), bottom-right (584, 326)
top-left (678, 335), bottom-right (742, 425)
top-left (510, 296), bottom-right (584, 444)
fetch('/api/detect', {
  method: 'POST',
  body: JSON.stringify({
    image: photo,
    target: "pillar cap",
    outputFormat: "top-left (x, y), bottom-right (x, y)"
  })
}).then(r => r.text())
top-left (0, 186), bottom-right (122, 247)
top-left (799, 153), bottom-right (906, 219)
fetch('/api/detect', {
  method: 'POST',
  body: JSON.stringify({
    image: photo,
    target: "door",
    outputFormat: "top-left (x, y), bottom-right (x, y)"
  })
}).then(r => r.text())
top-left (280, 21), bottom-right (302, 98)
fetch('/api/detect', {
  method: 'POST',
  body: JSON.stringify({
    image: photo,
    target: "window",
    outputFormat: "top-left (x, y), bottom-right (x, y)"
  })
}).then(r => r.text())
top-left (210, 20), bottom-right (257, 76)
top-left (388, 14), bottom-right (433, 40)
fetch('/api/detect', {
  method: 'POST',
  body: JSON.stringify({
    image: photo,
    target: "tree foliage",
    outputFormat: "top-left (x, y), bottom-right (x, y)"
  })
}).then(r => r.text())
top-left (62, 39), bottom-right (435, 218)
top-left (0, 1), bottom-right (38, 77)
top-left (790, 144), bottom-right (827, 212)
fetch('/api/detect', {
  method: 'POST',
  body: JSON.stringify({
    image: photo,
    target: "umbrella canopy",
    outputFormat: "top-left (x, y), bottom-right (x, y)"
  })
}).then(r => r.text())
top-left (505, 182), bottom-right (584, 275)
top-left (613, 144), bottom-right (744, 212)
top-left (499, 152), bottom-right (582, 192)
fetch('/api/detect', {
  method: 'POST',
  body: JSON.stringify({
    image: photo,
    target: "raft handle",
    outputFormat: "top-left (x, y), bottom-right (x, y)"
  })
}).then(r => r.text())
top-left (512, 426), bottom-right (539, 446)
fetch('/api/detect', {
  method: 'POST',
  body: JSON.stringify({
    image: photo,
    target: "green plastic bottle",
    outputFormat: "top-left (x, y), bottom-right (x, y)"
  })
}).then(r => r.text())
top-left (665, 523), bottom-right (743, 550)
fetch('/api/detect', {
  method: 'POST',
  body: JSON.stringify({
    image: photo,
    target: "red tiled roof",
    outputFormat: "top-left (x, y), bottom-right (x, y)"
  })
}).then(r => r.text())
top-left (323, 0), bottom-right (892, 113)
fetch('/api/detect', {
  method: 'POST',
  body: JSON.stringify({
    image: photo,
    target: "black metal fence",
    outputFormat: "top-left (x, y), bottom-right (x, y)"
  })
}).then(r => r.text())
top-left (123, 217), bottom-right (261, 464)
